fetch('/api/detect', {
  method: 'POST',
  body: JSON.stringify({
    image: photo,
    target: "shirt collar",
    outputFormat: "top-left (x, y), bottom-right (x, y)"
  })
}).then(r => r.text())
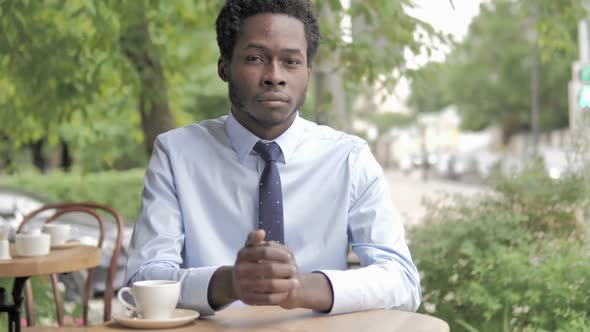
top-left (225, 110), bottom-right (302, 164)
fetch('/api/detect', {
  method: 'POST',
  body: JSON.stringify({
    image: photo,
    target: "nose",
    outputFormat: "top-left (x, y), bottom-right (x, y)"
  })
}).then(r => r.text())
top-left (263, 61), bottom-right (286, 87)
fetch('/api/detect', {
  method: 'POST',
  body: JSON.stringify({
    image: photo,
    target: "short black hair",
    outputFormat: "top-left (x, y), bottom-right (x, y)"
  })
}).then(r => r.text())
top-left (215, 0), bottom-right (321, 66)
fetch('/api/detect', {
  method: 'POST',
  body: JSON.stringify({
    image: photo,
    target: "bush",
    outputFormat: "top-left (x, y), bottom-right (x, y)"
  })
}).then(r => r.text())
top-left (410, 163), bottom-right (590, 331)
top-left (493, 163), bottom-right (587, 238)
top-left (0, 169), bottom-right (145, 223)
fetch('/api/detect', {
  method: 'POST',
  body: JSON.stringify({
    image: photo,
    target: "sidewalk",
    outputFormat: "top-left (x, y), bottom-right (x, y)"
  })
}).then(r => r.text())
top-left (384, 169), bottom-right (487, 226)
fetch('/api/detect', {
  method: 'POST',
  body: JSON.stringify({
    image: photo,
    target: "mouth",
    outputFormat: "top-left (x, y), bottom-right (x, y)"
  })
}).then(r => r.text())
top-left (258, 100), bottom-right (288, 108)
top-left (257, 92), bottom-right (289, 106)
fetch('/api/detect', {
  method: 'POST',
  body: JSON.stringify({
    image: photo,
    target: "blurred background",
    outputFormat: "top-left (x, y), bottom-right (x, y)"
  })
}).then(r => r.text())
top-left (0, 0), bottom-right (589, 331)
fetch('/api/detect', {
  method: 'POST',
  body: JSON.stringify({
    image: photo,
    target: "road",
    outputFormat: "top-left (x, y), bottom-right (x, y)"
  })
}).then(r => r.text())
top-left (384, 169), bottom-right (487, 226)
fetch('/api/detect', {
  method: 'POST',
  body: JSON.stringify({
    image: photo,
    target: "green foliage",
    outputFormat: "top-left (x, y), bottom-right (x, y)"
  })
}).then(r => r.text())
top-left (330, 0), bottom-right (445, 88)
top-left (407, 62), bottom-right (452, 113)
top-left (0, 169), bottom-right (145, 223)
top-left (520, 0), bottom-right (584, 61)
top-left (0, 0), bottom-right (225, 170)
top-left (408, 0), bottom-right (581, 135)
top-left (0, 0), bottom-right (443, 171)
top-left (410, 163), bottom-right (590, 331)
top-left (448, 1), bottom-right (538, 131)
top-left (491, 163), bottom-right (587, 238)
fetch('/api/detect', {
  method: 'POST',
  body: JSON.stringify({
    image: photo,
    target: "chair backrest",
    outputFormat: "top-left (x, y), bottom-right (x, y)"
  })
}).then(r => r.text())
top-left (18, 202), bottom-right (124, 326)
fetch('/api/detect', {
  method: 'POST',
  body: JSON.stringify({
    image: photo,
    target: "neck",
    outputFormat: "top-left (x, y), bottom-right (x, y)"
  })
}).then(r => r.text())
top-left (231, 109), bottom-right (297, 140)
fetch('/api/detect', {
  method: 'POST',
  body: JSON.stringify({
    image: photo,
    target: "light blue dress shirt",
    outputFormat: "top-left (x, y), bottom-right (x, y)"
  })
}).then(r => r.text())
top-left (125, 112), bottom-right (421, 316)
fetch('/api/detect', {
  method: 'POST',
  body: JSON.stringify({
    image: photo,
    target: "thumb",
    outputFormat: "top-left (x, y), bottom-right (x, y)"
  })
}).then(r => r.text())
top-left (245, 229), bottom-right (266, 247)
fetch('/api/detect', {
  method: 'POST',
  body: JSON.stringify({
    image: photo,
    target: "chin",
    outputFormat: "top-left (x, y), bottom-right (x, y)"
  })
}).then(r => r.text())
top-left (250, 110), bottom-right (295, 127)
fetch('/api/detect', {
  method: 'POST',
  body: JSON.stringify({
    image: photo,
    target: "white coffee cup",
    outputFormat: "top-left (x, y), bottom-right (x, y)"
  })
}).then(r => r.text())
top-left (15, 229), bottom-right (51, 257)
top-left (42, 223), bottom-right (72, 246)
top-left (0, 240), bottom-right (10, 260)
top-left (117, 280), bottom-right (180, 320)
top-left (0, 228), bottom-right (10, 260)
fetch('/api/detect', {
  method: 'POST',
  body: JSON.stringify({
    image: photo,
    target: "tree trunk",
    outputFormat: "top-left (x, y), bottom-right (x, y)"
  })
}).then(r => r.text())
top-left (529, 7), bottom-right (540, 157)
top-left (60, 139), bottom-right (72, 172)
top-left (0, 133), bottom-right (13, 174)
top-left (30, 139), bottom-right (46, 172)
top-left (121, 21), bottom-right (174, 157)
top-left (313, 3), bottom-right (348, 130)
top-left (501, 113), bottom-right (520, 146)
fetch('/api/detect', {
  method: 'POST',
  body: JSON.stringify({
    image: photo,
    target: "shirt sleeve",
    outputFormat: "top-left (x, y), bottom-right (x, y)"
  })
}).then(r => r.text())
top-left (124, 135), bottom-right (219, 316)
top-left (318, 143), bottom-right (422, 315)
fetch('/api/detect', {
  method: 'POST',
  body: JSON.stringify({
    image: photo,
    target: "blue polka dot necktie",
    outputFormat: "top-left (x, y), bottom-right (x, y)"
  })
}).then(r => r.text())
top-left (253, 141), bottom-right (284, 244)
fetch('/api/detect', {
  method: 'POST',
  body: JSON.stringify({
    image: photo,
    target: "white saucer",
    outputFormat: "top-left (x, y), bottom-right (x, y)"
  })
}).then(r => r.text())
top-left (112, 309), bottom-right (199, 329)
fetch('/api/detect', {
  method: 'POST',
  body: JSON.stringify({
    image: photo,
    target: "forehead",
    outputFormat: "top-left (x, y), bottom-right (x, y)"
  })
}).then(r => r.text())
top-left (235, 13), bottom-right (307, 54)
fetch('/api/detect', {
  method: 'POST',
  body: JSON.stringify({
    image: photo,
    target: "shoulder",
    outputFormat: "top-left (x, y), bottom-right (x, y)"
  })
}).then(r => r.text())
top-left (298, 117), bottom-right (368, 152)
top-left (156, 116), bottom-right (229, 149)
top-left (299, 118), bottom-right (379, 174)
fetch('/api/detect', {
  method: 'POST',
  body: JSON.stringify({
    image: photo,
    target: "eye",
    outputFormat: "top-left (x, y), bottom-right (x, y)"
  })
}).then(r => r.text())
top-left (285, 59), bottom-right (302, 66)
top-left (246, 56), bottom-right (263, 63)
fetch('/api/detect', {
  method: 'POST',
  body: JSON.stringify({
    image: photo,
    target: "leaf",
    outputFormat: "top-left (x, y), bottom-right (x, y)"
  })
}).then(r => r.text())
top-left (456, 319), bottom-right (481, 332)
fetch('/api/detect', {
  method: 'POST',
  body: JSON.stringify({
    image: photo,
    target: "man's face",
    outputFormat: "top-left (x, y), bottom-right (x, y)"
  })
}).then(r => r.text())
top-left (219, 13), bottom-right (311, 139)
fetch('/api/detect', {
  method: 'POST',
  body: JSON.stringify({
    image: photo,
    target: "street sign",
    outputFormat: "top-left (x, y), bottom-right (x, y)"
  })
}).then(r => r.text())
top-left (579, 85), bottom-right (590, 109)
top-left (578, 63), bottom-right (590, 109)
top-left (573, 62), bottom-right (590, 108)
top-left (569, 19), bottom-right (590, 131)
top-left (569, 62), bottom-right (590, 130)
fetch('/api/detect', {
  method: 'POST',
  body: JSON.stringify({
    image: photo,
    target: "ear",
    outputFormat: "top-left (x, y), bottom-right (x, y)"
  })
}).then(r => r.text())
top-left (218, 57), bottom-right (229, 82)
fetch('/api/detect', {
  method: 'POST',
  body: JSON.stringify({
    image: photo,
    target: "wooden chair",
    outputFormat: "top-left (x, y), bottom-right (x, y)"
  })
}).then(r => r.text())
top-left (17, 202), bottom-right (124, 327)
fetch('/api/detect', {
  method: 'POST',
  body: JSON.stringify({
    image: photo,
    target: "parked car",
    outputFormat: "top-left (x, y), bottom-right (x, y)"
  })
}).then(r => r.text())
top-left (0, 186), bottom-right (133, 299)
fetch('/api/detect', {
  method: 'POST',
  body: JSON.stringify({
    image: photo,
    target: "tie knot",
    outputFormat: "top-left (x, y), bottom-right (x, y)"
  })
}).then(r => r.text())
top-left (254, 141), bottom-right (282, 162)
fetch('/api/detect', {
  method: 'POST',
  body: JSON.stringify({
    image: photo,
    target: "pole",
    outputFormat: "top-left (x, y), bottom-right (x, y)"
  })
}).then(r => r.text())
top-left (529, 6), bottom-right (540, 157)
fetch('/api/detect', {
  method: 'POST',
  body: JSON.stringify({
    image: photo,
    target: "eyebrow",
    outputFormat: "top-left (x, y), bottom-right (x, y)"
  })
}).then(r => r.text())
top-left (244, 43), bottom-right (304, 55)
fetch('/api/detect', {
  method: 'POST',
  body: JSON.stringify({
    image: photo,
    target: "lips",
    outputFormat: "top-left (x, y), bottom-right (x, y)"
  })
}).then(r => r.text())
top-left (257, 92), bottom-right (289, 103)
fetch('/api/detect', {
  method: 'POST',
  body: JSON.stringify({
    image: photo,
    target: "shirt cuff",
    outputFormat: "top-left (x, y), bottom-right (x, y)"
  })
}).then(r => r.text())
top-left (315, 269), bottom-right (363, 315)
top-left (178, 265), bottom-right (221, 316)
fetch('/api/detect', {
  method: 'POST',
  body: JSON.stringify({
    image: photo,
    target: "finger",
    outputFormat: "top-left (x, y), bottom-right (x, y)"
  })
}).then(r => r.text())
top-left (234, 262), bottom-right (297, 279)
top-left (240, 278), bottom-right (298, 294)
top-left (245, 230), bottom-right (266, 247)
top-left (237, 245), bottom-right (292, 263)
top-left (265, 241), bottom-right (295, 260)
top-left (242, 291), bottom-right (289, 306)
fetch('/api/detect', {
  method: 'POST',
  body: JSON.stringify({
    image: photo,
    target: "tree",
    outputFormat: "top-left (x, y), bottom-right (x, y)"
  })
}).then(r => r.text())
top-left (410, 0), bottom-right (582, 144)
top-left (313, 0), bottom-right (445, 127)
top-left (119, 3), bottom-right (175, 157)
top-left (447, 1), bottom-right (531, 136)
top-left (407, 62), bottom-right (452, 113)
top-left (0, 0), bottom-right (440, 171)
top-left (0, 0), bottom-right (225, 170)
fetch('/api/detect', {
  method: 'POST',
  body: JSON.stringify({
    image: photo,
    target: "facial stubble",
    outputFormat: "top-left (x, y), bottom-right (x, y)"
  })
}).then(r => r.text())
top-left (228, 78), bottom-right (307, 128)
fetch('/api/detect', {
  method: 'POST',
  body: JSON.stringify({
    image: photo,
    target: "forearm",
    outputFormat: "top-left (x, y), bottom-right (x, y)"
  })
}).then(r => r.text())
top-left (129, 262), bottom-right (221, 316)
top-left (319, 263), bottom-right (421, 314)
top-left (207, 267), bottom-right (333, 312)
top-left (294, 272), bottom-right (333, 312)
top-left (207, 266), bottom-right (238, 309)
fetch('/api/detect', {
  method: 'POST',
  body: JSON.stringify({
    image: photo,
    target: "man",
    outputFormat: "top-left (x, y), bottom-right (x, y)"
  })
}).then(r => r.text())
top-left (125, 0), bottom-right (421, 316)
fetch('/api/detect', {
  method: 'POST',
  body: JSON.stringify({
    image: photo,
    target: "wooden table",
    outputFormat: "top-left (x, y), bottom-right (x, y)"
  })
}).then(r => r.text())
top-left (23, 306), bottom-right (450, 332)
top-left (0, 245), bottom-right (101, 332)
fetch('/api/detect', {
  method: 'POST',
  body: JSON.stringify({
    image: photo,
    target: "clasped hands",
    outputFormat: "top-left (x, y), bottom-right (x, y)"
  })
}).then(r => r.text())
top-left (232, 229), bottom-right (302, 308)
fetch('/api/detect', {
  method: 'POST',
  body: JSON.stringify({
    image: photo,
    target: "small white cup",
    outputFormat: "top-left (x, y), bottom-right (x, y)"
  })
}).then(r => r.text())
top-left (117, 280), bottom-right (180, 320)
top-left (0, 227), bottom-right (9, 259)
top-left (42, 224), bottom-right (72, 246)
top-left (15, 229), bottom-right (51, 257)
top-left (0, 240), bottom-right (10, 260)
